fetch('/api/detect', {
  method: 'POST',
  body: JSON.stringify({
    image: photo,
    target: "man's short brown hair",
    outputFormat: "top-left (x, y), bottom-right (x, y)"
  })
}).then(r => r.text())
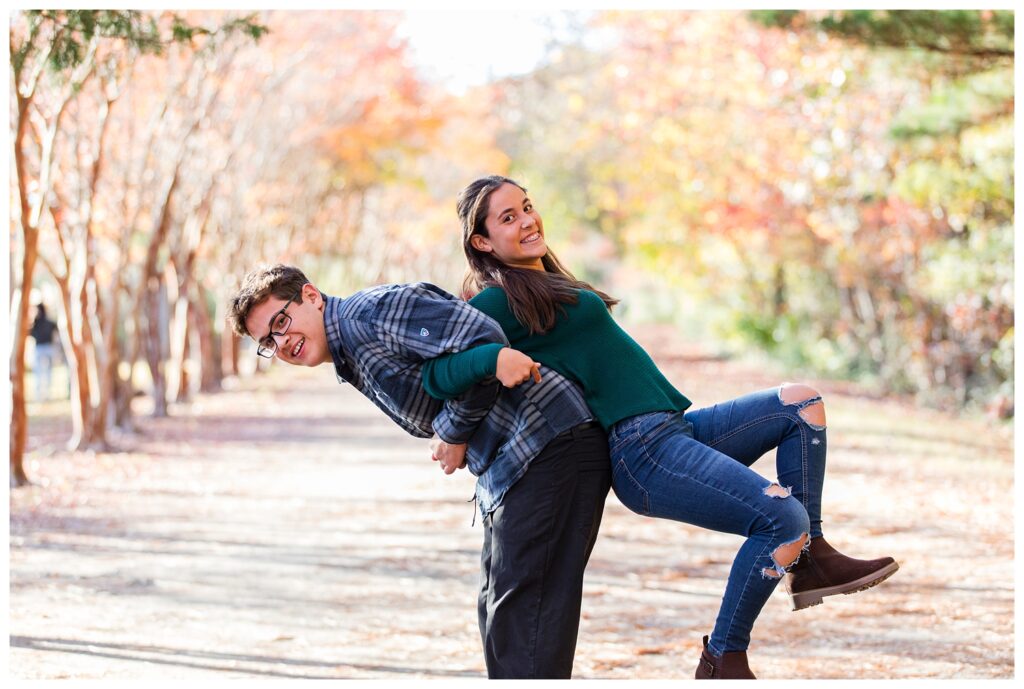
top-left (227, 264), bottom-right (311, 339)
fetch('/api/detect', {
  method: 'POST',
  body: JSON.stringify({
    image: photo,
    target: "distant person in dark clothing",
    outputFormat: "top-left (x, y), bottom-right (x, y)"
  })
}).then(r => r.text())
top-left (30, 304), bottom-right (59, 401)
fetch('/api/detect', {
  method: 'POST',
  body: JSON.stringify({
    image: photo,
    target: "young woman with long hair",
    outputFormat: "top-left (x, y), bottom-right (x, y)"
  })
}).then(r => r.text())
top-left (421, 175), bottom-right (899, 679)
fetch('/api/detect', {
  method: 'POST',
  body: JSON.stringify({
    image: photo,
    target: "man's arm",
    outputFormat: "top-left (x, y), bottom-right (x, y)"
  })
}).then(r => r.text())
top-left (371, 283), bottom-right (508, 360)
top-left (430, 435), bottom-right (468, 474)
top-left (433, 389), bottom-right (494, 444)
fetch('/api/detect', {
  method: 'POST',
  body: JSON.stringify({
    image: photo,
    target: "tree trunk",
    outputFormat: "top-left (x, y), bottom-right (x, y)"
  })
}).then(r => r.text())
top-left (113, 331), bottom-right (137, 434)
top-left (113, 372), bottom-right (135, 431)
top-left (114, 304), bottom-right (141, 433)
top-left (10, 34), bottom-right (98, 484)
top-left (53, 276), bottom-right (94, 450)
top-left (772, 263), bottom-right (786, 319)
top-left (10, 91), bottom-right (39, 487)
top-left (77, 96), bottom-right (116, 450)
top-left (142, 277), bottom-right (169, 418)
top-left (167, 291), bottom-right (191, 404)
top-left (179, 319), bottom-right (191, 403)
top-left (89, 278), bottom-right (126, 448)
top-left (194, 287), bottom-right (222, 393)
top-left (223, 325), bottom-right (240, 377)
top-left (9, 246), bottom-right (36, 487)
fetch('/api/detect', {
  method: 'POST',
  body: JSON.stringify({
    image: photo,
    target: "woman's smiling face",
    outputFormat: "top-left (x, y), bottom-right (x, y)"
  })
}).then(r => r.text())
top-left (471, 183), bottom-right (547, 271)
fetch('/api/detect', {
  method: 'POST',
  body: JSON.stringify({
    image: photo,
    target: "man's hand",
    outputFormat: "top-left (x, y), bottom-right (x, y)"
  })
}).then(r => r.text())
top-left (495, 347), bottom-right (542, 388)
top-left (430, 438), bottom-right (468, 475)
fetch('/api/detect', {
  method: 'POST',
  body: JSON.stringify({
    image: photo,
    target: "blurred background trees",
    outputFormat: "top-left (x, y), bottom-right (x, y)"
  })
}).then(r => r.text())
top-left (9, 9), bottom-right (1014, 485)
top-left (748, 9), bottom-right (1014, 410)
top-left (496, 9), bottom-right (1012, 414)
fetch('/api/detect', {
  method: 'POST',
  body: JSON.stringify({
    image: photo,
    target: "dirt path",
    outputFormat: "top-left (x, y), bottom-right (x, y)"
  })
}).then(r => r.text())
top-left (9, 328), bottom-right (1014, 679)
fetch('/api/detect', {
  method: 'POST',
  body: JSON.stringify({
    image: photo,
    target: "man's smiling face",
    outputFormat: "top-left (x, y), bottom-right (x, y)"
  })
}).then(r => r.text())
top-left (244, 283), bottom-right (331, 367)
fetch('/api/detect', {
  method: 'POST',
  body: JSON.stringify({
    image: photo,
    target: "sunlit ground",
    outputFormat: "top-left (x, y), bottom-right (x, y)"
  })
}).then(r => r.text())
top-left (11, 333), bottom-right (1013, 679)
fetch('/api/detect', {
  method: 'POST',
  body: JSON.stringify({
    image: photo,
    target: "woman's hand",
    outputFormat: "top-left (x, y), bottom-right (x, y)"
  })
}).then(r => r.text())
top-left (495, 347), bottom-right (542, 388)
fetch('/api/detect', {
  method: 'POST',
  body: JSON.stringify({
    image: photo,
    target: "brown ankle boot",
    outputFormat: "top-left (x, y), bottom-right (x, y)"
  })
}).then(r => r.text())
top-left (694, 635), bottom-right (756, 679)
top-left (785, 535), bottom-right (899, 610)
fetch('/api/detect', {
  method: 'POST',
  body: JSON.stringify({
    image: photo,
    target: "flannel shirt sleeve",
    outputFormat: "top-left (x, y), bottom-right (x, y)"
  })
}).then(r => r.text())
top-left (433, 383), bottom-right (500, 444)
top-left (371, 283), bottom-right (505, 443)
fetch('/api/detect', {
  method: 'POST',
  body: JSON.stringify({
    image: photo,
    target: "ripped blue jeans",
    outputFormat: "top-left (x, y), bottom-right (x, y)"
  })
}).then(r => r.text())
top-left (607, 385), bottom-right (826, 655)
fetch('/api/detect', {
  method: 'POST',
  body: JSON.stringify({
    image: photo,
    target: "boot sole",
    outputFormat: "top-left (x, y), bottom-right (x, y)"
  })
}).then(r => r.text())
top-left (790, 561), bottom-right (899, 611)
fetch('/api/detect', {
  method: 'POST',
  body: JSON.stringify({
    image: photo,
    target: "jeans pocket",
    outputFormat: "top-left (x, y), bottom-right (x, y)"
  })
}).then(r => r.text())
top-left (612, 459), bottom-right (650, 516)
top-left (636, 410), bottom-right (686, 441)
top-left (608, 417), bottom-right (638, 444)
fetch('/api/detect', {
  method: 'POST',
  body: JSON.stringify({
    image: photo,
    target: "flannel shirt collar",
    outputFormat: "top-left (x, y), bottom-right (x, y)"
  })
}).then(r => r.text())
top-left (323, 295), bottom-right (355, 384)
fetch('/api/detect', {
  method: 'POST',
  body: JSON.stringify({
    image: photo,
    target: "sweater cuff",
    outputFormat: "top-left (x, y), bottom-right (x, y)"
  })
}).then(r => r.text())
top-left (467, 342), bottom-right (504, 378)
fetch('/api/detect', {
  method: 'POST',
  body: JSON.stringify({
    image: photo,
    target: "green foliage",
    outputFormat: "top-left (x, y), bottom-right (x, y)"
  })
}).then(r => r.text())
top-left (890, 67), bottom-right (1013, 140)
top-left (16, 10), bottom-right (269, 74)
top-left (918, 226), bottom-right (1014, 303)
top-left (169, 13), bottom-right (269, 47)
top-left (751, 10), bottom-right (1013, 58)
top-left (24, 10), bottom-right (160, 69)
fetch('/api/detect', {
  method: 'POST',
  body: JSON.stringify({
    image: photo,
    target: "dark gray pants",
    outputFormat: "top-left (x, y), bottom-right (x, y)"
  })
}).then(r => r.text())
top-left (477, 422), bottom-right (611, 678)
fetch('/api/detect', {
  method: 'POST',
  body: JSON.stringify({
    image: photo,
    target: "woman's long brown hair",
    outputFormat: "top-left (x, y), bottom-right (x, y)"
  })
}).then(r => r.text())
top-left (458, 175), bottom-right (618, 335)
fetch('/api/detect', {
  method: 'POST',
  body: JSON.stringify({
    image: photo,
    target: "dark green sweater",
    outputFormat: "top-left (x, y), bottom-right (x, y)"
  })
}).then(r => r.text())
top-left (422, 286), bottom-right (691, 429)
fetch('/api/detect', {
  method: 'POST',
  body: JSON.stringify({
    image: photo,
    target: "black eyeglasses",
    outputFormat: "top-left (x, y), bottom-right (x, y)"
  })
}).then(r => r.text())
top-left (255, 291), bottom-right (302, 358)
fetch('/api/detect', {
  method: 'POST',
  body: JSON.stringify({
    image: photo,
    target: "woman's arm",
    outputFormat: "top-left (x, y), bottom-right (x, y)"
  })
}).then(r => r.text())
top-left (422, 343), bottom-right (502, 400)
top-left (423, 344), bottom-right (541, 400)
top-left (422, 285), bottom-right (540, 399)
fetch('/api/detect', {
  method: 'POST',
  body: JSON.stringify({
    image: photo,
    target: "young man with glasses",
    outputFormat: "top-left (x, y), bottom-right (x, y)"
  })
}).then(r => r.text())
top-left (226, 264), bottom-right (610, 679)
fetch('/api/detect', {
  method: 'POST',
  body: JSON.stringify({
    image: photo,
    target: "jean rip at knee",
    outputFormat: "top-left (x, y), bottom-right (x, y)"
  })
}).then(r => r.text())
top-left (761, 531), bottom-right (811, 579)
top-left (759, 482), bottom-right (811, 579)
top-left (778, 383), bottom-right (827, 431)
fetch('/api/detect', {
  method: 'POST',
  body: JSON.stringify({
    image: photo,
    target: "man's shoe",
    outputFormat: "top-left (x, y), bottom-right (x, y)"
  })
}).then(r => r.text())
top-left (694, 635), bottom-right (756, 679)
top-left (785, 535), bottom-right (899, 611)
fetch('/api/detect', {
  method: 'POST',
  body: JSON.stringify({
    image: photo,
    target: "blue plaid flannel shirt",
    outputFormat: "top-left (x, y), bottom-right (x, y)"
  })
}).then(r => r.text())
top-left (323, 283), bottom-right (593, 516)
